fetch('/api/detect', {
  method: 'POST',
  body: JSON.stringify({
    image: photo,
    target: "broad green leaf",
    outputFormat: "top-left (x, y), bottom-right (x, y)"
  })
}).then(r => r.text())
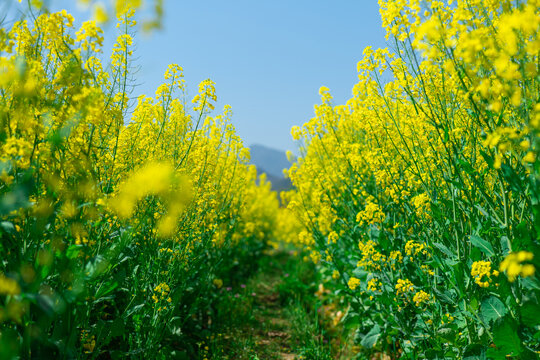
top-left (437, 327), bottom-right (454, 341)
top-left (95, 281), bottom-right (119, 299)
top-left (492, 317), bottom-right (522, 356)
top-left (463, 344), bottom-right (486, 360)
top-left (434, 288), bottom-right (457, 305)
top-left (470, 297), bottom-right (479, 310)
top-left (486, 346), bottom-right (509, 359)
top-left (66, 245), bottom-right (82, 260)
top-left (360, 324), bottom-right (380, 348)
top-left (432, 242), bottom-right (455, 258)
top-left (126, 303), bottom-right (145, 317)
top-left (110, 317), bottom-right (125, 338)
top-left (0, 186), bottom-right (30, 216)
top-left (470, 235), bottom-right (495, 257)
top-left (521, 300), bottom-right (540, 327)
top-left (342, 312), bottom-right (361, 330)
top-left (480, 296), bottom-right (507, 325)
top-left (0, 221), bottom-right (15, 235)
top-left (499, 236), bottom-right (511, 255)
top-left (444, 258), bottom-right (460, 266)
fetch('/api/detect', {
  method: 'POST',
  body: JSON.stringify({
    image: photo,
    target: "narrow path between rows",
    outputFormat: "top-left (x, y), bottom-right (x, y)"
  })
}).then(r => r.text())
top-left (247, 254), bottom-right (297, 360)
top-left (210, 249), bottom-right (341, 360)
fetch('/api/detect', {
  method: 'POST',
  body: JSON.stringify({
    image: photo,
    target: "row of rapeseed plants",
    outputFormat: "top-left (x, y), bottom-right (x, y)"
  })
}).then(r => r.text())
top-left (284, 0), bottom-right (540, 358)
top-left (2, 0), bottom-right (540, 359)
top-left (0, 3), bottom-right (300, 358)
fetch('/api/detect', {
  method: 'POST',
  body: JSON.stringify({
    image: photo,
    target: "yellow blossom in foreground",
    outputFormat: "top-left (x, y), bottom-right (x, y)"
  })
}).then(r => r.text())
top-left (395, 279), bottom-right (414, 296)
top-left (412, 290), bottom-right (430, 307)
top-left (109, 162), bottom-right (174, 218)
top-left (0, 275), bottom-right (20, 296)
top-left (213, 279), bottom-right (223, 289)
top-left (348, 277), bottom-right (361, 290)
top-left (356, 200), bottom-right (385, 225)
top-left (109, 162), bottom-right (192, 238)
top-left (471, 261), bottom-right (495, 288)
top-left (367, 278), bottom-right (382, 292)
top-left (115, 0), bottom-right (142, 17)
top-left (152, 282), bottom-right (171, 303)
top-left (499, 251), bottom-right (535, 282)
top-left (93, 4), bottom-right (108, 24)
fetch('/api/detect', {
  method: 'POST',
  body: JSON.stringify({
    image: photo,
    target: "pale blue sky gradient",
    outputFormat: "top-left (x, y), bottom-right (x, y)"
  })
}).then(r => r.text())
top-left (9, 1), bottom-right (388, 152)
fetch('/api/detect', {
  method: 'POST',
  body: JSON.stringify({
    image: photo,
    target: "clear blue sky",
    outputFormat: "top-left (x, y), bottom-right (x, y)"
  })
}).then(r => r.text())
top-left (11, 1), bottom-right (388, 152)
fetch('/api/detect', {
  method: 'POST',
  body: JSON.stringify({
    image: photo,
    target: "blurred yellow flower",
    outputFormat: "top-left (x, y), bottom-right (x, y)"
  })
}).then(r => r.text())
top-left (500, 251), bottom-right (535, 282)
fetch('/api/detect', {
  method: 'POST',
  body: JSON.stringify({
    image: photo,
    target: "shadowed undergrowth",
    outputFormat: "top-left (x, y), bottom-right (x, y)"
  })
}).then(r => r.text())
top-left (205, 249), bottom-right (350, 360)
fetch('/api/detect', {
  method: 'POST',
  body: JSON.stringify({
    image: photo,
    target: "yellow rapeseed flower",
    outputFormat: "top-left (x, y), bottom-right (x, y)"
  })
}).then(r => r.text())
top-left (499, 251), bottom-right (535, 282)
top-left (471, 261), bottom-right (493, 288)
top-left (0, 275), bottom-right (20, 296)
top-left (348, 277), bottom-right (361, 290)
top-left (412, 290), bottom-right (430, 307)
top-left (213, 279), bottom-right (223, 289)
top-left (395, 279), bottom-right (414, 296)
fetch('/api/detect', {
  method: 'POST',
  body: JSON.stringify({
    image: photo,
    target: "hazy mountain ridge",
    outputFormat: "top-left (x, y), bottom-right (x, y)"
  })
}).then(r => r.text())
top-left (249, 144), bottom-right (293, 193)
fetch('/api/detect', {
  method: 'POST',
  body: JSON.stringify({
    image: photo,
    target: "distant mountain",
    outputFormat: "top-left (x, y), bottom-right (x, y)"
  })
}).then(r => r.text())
top-left (249, 144), bottom-right (291, 178)
top-left (257, 168), bottom-right (293, 193)
top-left (249, 144), bottom-right (293, 193)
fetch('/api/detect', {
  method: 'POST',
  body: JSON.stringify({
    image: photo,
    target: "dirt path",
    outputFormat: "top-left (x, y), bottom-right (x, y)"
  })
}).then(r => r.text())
top-left (248, 261), bottom-right (298, 360)
top-left (211, 250), bottom-right (336, 360)
top-left (211, 251), bottom-right (302, 359)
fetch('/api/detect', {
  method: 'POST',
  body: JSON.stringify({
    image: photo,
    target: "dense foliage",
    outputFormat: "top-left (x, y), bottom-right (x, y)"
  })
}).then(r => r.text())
top-left (2, 0), bottom-right (540, 359)
top-left (285, 0), bottom-right (540, 358)
top-left (0, 5), bottom-right (299, 358)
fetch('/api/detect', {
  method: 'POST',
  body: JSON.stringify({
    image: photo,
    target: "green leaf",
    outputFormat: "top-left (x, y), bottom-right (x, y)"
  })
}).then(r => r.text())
top-left (501, 163), bottom-right (524, 193)
top-left (457, 158), bottom-right (475, 175)
top-left (0, 186), bottom-right (30, 215)
top-left (126, 303), bottom-right (145, 317)
top-left (470, 297), bottom-right (479, 310)
top-left (360, 324), bottom-right (380, 348)
top-left (444, 258), bottom-right (460, 266)
top-left (342, 312), bottom-right (361, 330)
top-left (95, 281), bottom-right (118, 299)
top-left (492, 316), bottom-right (522, 356)
top-left (521, 276), bottom-right (540, 290)
top-left (0, 221), bottom-right (15, 235)
top-left (480, 150), bottom-right (494, 168)
top-left (463, 344), bottom-right (486, 360)
top-left (434, 288), bottom-right (457, 305)
top-left (486, 346), bottom-right (508, 359)
top-left (480, 296), bottom-right (507, 325)
top-left (66, 244), bottom-right (82, 260)
top-left (40, 264), bottom-right (51, 279)
top-left (470, 235), bottom-right (495, 257)
top-left (521, 300), bottom-right (540, 327)
top-left (432, 242), bottom-right (455, 258)
top-left (499, 236), bottom-right (511, 255)
top-left (437, 327), bottom-right (454, 341)
top-left (110, 317), bottom-right (125, 338)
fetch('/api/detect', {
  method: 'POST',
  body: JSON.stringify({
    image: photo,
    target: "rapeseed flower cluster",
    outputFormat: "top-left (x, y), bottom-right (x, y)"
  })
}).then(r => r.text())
top-left (0, 275), bottom-right (20, 296)
top-left (412, 290), bottom-right (430, 307)
top-left (152, 282), bottom-right (171, 308)
top-left (471, 261), bottom-right (498, 288)
top-left (348, 277), bottom-right (361, 290)
top-left (499, 251), bottom-right (535, 282)
top-left (0, 6), bottom-right (292, 357)
top-left (395, 278), bottom-right (414, 296)
top-left (284, 0), bottom-right (540, 356)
